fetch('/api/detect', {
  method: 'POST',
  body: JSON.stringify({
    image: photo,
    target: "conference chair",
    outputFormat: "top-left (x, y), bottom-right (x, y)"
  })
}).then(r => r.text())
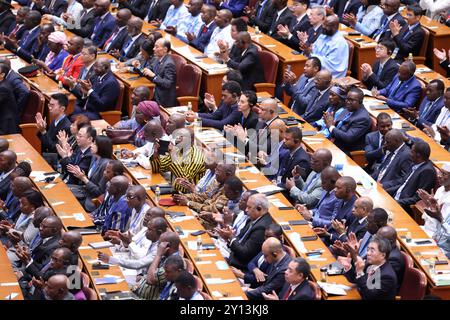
top-left (254, 50), bottom-right (279, 96)
top-left (99, 79), bottom-right (125, 125)
top-left (19, 89), bottom-right (45, 153)
top-left (176, 64), bottom-right (202, 111)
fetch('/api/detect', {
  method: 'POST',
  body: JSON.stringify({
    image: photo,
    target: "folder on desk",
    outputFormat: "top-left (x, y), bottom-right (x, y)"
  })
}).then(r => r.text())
top-left (89, 241), bottom-right (114, 249)
top-left (150, 184), bottom-right (174, 195)
top-left (370, 105), bottom-right (390, 110)
top-left (302, 131), bottom-right (317, 136)
top-left (67, 225), bottom-right (99, 235)
top-left (94, 277), bottom-right (124, 285)
top-left (102, 291), bottom-right (138, 300)
top-left (288, 220), bottom-right (309, 226)
top-left (166, 211), bottom-right (186, 218)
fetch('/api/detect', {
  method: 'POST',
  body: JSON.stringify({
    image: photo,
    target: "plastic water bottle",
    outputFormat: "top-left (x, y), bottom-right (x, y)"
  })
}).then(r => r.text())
top-left (197, 235), bottom-right (203, 253)
top-left (155, 186), bottom-right (161, 203)
top-left (254, 26), bottom-right (260, 35)
top-left (187, 101), bottom-right (192, 112)
top-left (408, 53), bottom-right (413, 61)
top-left (58, 81), bottom-right (64, 91)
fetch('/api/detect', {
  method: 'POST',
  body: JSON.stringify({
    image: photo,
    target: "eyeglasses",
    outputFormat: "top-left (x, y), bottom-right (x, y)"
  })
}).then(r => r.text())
top-left (126, 194), bottom-right (137, 200)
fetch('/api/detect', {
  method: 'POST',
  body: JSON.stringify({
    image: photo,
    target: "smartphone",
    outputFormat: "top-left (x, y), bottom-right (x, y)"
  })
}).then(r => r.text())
top-left (415, 240), bottom-right (432, 245)
top-left (348, 32), bottom-right (361, 36)
top-left (92, 263), bottom-right (110, 270)
top-left (158, 139), bottom-right (170, 155)
top-left (191, 230), bottom-right (206, 236)
top-left (281, 225), bottom-right (292, 231)
top-left (279, 206), bottom-right (295, 210)
top-left (175, 226), bottom-right (184, 235)
top-left (291, 50), bottom-right (302, 55)
top-left (44, 171), bottom-right (58, 176)
top-left (354, 38), bottom-right (364, 42)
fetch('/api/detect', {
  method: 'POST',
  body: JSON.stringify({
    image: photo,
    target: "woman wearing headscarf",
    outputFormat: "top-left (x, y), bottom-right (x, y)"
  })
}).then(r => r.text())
top-left (312, 86), bottom-right (349, 139)
top-left (113, 100), bottom-right (166, 147)
top-left (32, 31), bottom-right (69, 75)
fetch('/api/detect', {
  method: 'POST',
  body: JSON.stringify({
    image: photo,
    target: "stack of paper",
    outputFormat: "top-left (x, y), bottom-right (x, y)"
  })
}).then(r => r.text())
top-left (316, 282), bottom-right (348, 295)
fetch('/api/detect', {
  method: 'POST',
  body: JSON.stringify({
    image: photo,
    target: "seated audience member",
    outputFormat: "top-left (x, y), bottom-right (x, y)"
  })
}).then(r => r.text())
top-left (90, 0), bottom-right (117, 48)
top-left (98, 217), bottom-right (168, 285)
top-left (376, 226), bottom-right (406, 291)
top-left (124, 186), bottom-right (152, 235)
top-left (159, 255), bottom-right (186, 300)
top-left (185, 81), bottom-right (242, 130)
top-left (341, 235), bottom-right (397, 300)
top-left (217, 31), bottom-right (265, 90)
top-left (151, 128), bottom-right (206, 193)
top-left (372, 61), bottom-right (422, 113)
top-left (390, 4), bottom-right (425, 62)
top-left (370, 0), bottom-right (406, 42)
top-left (246, 0), bottom-right (275, 34)
top-left (19, 23), bottom-right (53, 64)
top-left (204, 9), bottom-right (234, 59)
top-left (365, 113), bottom-right (393, 173)
top-left (0, 0), bottom-right (15, 35)
top-left (30, 0), bottom-right (68, 16)
top-left (245, 237), bottom-right (291, 300)
top-left (32, 31), bottom-right (69, 73)
top-left (144, 0), bottom-right (171, 23)
top-left (301, 15), bottom-right (349, 78)
top-left (0, 64), bottom-right (19, 135)
top-left (211, 0), bottom-right (247, 17)
top-left (361, 39), bottom-right (399, 90)
top-left (286, 148), bottom-right (332, 208)
top-left (66, 135), bottom-right (112, 209)
top-left (297, 174), bottom-right (357, 229)
top-left (298, 69), bottom-right (332, 122)
top-left (140, 38), bottom-right (177, 107)
top-left (91, 175), bottom-right (131, 233)
top-left (216, 193), bottom-right (274, 270)
top-left (325, 87), bottom-right (372, 154)
top-left (275, 0), bottom-right (312, 50)
top-left (42, 274), bottom-right (74, 300)
top-left (157, 0), bottom-right (190, 32)
top-left (117, 86), bottom-right (151, 120)
top-left (134, 231), bottom-right (180, 300)
top-left (4, 6), bottom-right (29, 39)
top-left (267, 0), bottom-right (295, 39)
top-left (224, 90), bottom-right (259, 138)
top-left (312, 85), bottom-right (348, 138)
top-left (115, 100), bottom-right (165, 147)
top-left (113, 17), bottom-right (146, 62)
top-left (58, 230), bottom-right (83, 266)
top-left (57, 115), bottom-right (91, 154)
top-left (315, 196), bottom-right (372, 246)
top-left (385, 140), bottom-right (437, 212)
top-left (67, 0), bottom-right (96, 38)
top-left (282, 57), bottom-right (321, 115)
top-left (0, 175), bottom-right (33, 224)
top-left (0, 150), bottom-right (17, 199)
top-left (120, 34), bottom-right (161, 74)
top-left (102, 8), bottom-right (132, 53)
top-left (117, 0), bottom-right (148, 19)
top-left (44, 0), bottom-right (84, 28)
top-left (403, 79), bottom-right (445, 129)
top-left (434, 48), bottom-right (450, 77)
top-left (36, 93), bottom-right (72, 166)
top-left (295, 5), bottom-right (325, 50)
top-left (422, 88), bottom-right (450, 145)
top-left (342, 0), bottom-right (383, 37)
top-left (53, 36), bottom-right (85, 86)
top-left (262, 257), bottom-right (315, 300)
top-left (65, 45), bottom-right (97, 95)
top-left (175, 271), bottom-right (204, 300)
top-left (186, 4), bottom-right (217, 52)
top-left (176, 0), bottom-right (204, 41)
top-left (57, 125), bottom-right (95, 185)
top-left (371, 129), bottom-right (413, 188)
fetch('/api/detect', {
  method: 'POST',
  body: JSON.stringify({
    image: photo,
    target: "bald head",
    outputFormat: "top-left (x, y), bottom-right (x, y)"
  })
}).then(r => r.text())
top-left (166, 113), bottom-right (186, 135)
top-left (69, 36), bottom-right (84, 55)
top-left (45, 274), bottom-right (70, 300)
top-left (238, 31), bottom-right (251, 45)
top-left (116, 8), bottom-right (132, 27)
top-left (60, 230), bottom-right (83, 252)
top-left (128, 16), bottom-right (143, 36)
top-left (352, 196), bottom-right (373, 219)
top-left (109, 175), bottom-right (130, 197)
top-left (133, 86), bottom-right (151, 104)
top-left (377, 225), bottom-right (397, 247)
top-left (33, 206), bottom-right (53, 228)
top-left (262, 237), bottom-right (283, 253)
top-left (0, 150), bottom-right (17, 172)
top-left (148, 207), bottom-right (166, 218)
top-left (0, 138), bottom-right (9, 152)
top-left (315, 70), bottom-right (332, 90)
top-left (12, 176), bottom-right (33, 194)
top-left (40, 216), bottom-right (63, 238)
top-left (144, 120), bottom-right (164, 142)
top-left (340, 176), bottom-right (357, 191)
top-left (313, 148), bottom-right (333, 171)
top-left (384, 129), bottom-right (405, 152)
top-left (160, 231), bottom-right (181, 252)
top-left (259, 98), bottom-right (278, 122)
top-left (269, 118), bottom-right (287, 142)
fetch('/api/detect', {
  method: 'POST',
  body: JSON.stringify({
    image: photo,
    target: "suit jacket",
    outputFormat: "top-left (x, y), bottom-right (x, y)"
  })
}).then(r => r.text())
top-left (119, 33), bottom-right (146, 61)
top-left (416, 96), bottom-right (445, 128)
top-left (0, 80), bottom-right (18, 135)
top-left (0, 171), bottom-right (13, 201)
top-left (372, 143), bottom-right (413, 188)
top-left (373, 13), bottom-right (407, 41)
top-left (283, 14), bottom-right (312, 49)
top-left (5, 70), bottom-right (29, 121)
top-left (244, 251), bottom-right (271, 288)
top-left (305, 25), bottom-right (322, 45)
top-left (364, 131), bottom-right (384, 171)
top-left (345, 261), bottom-right (397, 300)
top-left (41, 0), bottom-right (68, 16)
top-left (285, 75), bottom-right (316, 115)
top-left (336, 0), bottom-right (362, 20)
top-left (246, 116), bottom-right (280, 159)
top-left (250, 1), bottom-right (276, 33)
top-left (70, 66), bottom-right (96, 100)
top-left (190, 21), bottom-right (217, 53)
top-left (25, 235), bottom-right (62, 279)
top-left (439, 59), bottom-right (450, 78)
top-left (302, 88), bottom-right (331, 123)
top-left (268, 7), bottom-right (295, 38)
top-left (198, 102), bottom-right (241, 130)
top-left (8, 23), bottom-right (26, 39)
top-left (227, 44), bottom-right (265, 90)
top-left (104, 26), bottom-right (130, 52)
top-left (12, 26), bottom-right (41, 62)
top-left (278, 146), bottom-right (311, 183)
top-left (148, 54), bottom-right (177, 107)
top-left (246, 254), bottom-right (291, 300)
top-left (389, 247), bottom-right (405, 292)
top-left (85, 157), bottom-right (110, 199)
top-left (119, 0), bottom-right (150, 19)
top-left (74, 71), bottom-right (120, 119)
top-left (146, 0), bottom-right (171, 22)
top-left (277, 280), bottom-right (315, 300)
top-left (379, 75), bottom-right (422, 112)
top-left (37, 116), bottom-right (72, 153)
top-left (331, 106), bottom-right (372, 153)
top-left (228, 213), bottom-right (274, 270)
top-left (70, 7), bottom-right (96, 38)
top-left (61, 147), bottom-right (93, 185)
top-left (91, 12), bottom-right (117, 48)
top-left (363, 58), bottom-right (399, 90)
top-left (0, 10), bottom-right (15, 35)
top-left (240, 110), bottom-right (259, 130)
top-left (392, 23), bottom-right (425, 61)
top-left (329, 216), bottom-right (368, 244)
top-left (385, 160), bottom-right (437, 208)
top-left (219, 0), bottom-right (248, 17)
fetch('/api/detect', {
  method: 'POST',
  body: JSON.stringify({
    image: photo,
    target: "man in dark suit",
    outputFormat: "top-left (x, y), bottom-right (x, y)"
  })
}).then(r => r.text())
top-left (301, 69), bottom-right (332, 122)
top-left (36, 93), bottom-right (72, 167)
top-left (262, 257), bottom-right (315, 300)
top-left (365, 112), bottom-right (392, 173)
top-left (118, 0), bottom-right (149, 19)
top-left (300, 5), bottom-right (324, 47)
top-left (211, 0), bottom-right (247, 17)
top-left (247, 0), bottom-right (276, 33)
top-left (335, 0), bottom-right (361, 21)
top-left (90, 0), bottom-right (117, 48)
top-left (343, 235), bottom-right (397, 300)
top-left (58, 125), bottom-right (95, 185)
top-left (114, 16), bottom-right (146, 61)
top-left (275, 0), bottom-right (311, 49)
top-left (390, 4), bottom-right (424, 62)
top-left (187, 4), bottom-right (217, 52)
top-left (267, 0), bottom-right (295, 39)
top-left (142, 38), bottom-right (177, 107)
top-left (403, 79), bottom-right (445, 129)
top-left (32, 0), bottom-right (68, 16)
top-left (219, 32), bottom-right (265, 90)
top-left (326, 87), bottom-right (372, 154)
top-left (0, 150), bottom-right (16, 200)
top-left (69, 0), bottom-right (96, 38)
top-left (71, 57), bottom-right (120, 120)
top-left (245, 237), bottom-right (291, 300)
top-left (103, 8), bottom-right (132, 53)
top-left (361, 39), bottom-right (399, 90)
top-left (377, 226), bottom-right (405, 292)
top-left (276, 126), bottom-right (311, 186)
top-left (144, 0), bottom-right (171, 23)
top-left (385, 139), bottom-right (437, 212)
top-left (370, 0), bottom-right (406, 41)
top-left (0, 64), bottom-right (18, 135)
top-left (283, 56), bottom-right (321, 114)
top-left (5, 6), bottom-right (29, 40)
top-left (219, 193), bottom-right (274, 271)
top-left (0, 0), bottom-right (15, 35)
top-left (66, 45), bottom-right (97, 100)
top-left (372, 129), bottom-right (413, 188)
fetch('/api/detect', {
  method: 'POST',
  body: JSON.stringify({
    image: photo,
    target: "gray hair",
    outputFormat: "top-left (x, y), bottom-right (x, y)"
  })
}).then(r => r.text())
top-left (311, 5), bottom-right (326, 18)
top-left (250, 193), bottom-right (269, 212)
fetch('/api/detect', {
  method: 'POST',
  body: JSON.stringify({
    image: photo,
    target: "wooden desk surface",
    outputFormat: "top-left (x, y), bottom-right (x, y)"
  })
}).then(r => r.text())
top-left (415, 64), bottom-right (450, 89)
top-left (0, 245), bottom-right (24, 300)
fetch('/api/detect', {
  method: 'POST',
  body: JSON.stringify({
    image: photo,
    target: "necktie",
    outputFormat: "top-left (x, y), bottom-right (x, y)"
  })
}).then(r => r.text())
top-left (122, 37), bottom-right (133, 56)
top-left (304, 172), bottom-right (319, 192)
top-left (103, 27), bottom-right (119, 50)
top-left (394, 165), bottom-right (420, 200)
top-left (376, 63), bottom-right (383, 78)
top-left (390, 81), bottom-right (402, 98)
top-left (377, 151), bottom-right (395, 182)
top-left (257, 0), bottom-right (267, 19)
top-left (79, 67), bottom-right (88, 80)
top-left (9, 24), bottom-right (20, 37)
top-left (336, 112), bottom-right (352, 129)
top-left (80, 8), bottom-right (87, 19)
top-left (49, 0), bottom-right (56, 10)
top-left (402, 28), bottom-right (413, 40)
top-left (202, 24), bottom-right (207, 33)
top-left (421, 101), bottom-right (434, 119)
top-left (373, 16), bottom-right (388, 40)
top-left (283, 287), bottom-right (292, 300)
top-left (358, 232), bottom-right (371, 256)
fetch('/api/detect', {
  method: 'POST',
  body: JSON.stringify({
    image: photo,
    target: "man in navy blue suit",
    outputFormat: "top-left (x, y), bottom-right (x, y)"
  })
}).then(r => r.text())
top-left (326, 87), bottom-right (371, 154)
top-left (373, 60), bottom-right (422, 113)
top-left (209, 0), bottom-right (248, 17)
top-left (103, 8), bottom-right (132, 52)
top-left (402, 79), bottom-right (445, 129)
top-left (370, 0), bottom-right (406, 42)
top-left (71, 57), bottom-right (120, 120)
top-left (31, 0), bottom-right (68, 17)
top-left (90, 0), bottom-right (117, 48)
top-left (187, 4), bottom-right (217, 52)
top-left (364, 112), bottom-right (392, 173)
top-left (300, 69), bottom-right (332, 122)
top-left (112, 16), bottom-right (146, 61)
